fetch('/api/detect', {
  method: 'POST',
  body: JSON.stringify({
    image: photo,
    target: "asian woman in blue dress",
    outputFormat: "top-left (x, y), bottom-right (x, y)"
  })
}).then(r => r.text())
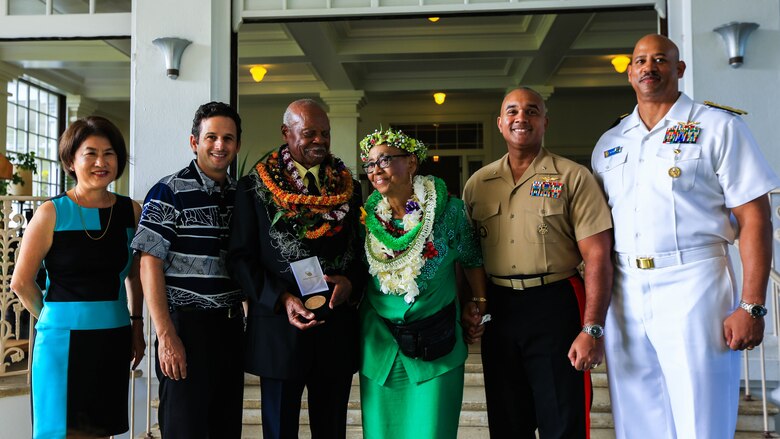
top-left (12, 116), bottom-right (145, 438)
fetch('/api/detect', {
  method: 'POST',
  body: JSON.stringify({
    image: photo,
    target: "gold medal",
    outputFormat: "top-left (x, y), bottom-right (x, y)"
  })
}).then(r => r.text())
top-left (537, 223), bottom-right (549, 235)
top-left (305, 295), bottom-right (326, 310)
top-left (668, 167), bottom-right (682, 178)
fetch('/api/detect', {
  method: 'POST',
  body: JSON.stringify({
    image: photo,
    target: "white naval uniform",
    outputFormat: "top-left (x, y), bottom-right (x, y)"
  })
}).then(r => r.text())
top-left (591, 93), bottom-right (780, 439)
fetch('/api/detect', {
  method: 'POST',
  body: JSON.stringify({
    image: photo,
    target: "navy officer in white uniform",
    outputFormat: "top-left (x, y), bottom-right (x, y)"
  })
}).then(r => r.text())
top-left (592, 34), bottom-right (780, 439)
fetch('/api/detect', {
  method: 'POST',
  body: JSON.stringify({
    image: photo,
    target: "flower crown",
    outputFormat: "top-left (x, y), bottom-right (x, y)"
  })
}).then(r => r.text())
top-left (359, 128), bottom-right (427, 163)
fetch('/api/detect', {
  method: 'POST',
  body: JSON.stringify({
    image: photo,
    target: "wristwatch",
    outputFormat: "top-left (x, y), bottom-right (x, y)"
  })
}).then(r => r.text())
top-left (582, 324), bottom-right (604, 339)
top-left (739, 300), bottom-right (768, 319)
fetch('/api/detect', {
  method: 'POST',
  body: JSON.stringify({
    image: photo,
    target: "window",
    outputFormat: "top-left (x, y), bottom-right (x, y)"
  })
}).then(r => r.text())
top-left (7, 79), bottom-right (65, 197)
top-left (391, 123), bottom-right (483, 150)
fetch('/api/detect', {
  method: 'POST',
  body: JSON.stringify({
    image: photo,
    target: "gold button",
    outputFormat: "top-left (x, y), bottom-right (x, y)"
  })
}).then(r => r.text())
top-left (540, 209), bottom-right (546, 215)
top-left (538, 223), bottom-right (549, 235)
top-left (510, 214), bottom-right (515, 219)
top-left (668, 166), bottom-right (682, 178)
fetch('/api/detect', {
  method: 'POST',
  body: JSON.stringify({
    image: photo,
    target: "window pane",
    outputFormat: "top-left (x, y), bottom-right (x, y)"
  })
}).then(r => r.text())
top-left (29, 87), bottom-right (39, 112)
top-left (39, 113), bottom-right (48, 138)
top-left (17, 82), bottom-right (28, 108)
top-left (7, 104), bottom-right (16, 128)
top-left (6, 130), bottom-right (15, 151)
top-left (29, 111), bottom-right (38, 137)
top-left (28, 134), bottom-right (38, 153)
top-left (49, 139), bottom-right (58, 162)
top-left (9, 0), bottom-right (45, 15)
top-left (16, 130), bottom-right (27, 153)
top-left (40, 93), bottom-right (49, 117)
top-left (49, 117), bottom-right (58, 140)
top-left (17, 108), bottom-right (27, 132)
top-left (53, 0), bottom-right (88, 14)
top-left (39, 136), bottom-right (49, 159)
top-left (48, 94), bottom-right (58, 114)
top-left (95, 0), bottom-right (132, 13)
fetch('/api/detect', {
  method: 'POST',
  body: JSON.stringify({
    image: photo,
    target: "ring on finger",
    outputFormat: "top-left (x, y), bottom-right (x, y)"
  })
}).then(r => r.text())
top-left (746, 346), bottom-right (755, 351)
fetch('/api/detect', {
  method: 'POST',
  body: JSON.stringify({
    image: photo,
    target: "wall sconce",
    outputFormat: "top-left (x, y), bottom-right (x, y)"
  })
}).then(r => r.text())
top-left (433, 92), bottom-right (446, 105)
top-left (250, 66), bottom-right (267, 82)
top-left (428, 17), bottom-right (440, 23)
top-left (432, 155), bottom-right (440, 163)
top-left (152, 37), bottom-right (192, 79)
top-left (713, 22), bottom-right (759, 68)
top-left (611, 55), bottom-right (631, 73)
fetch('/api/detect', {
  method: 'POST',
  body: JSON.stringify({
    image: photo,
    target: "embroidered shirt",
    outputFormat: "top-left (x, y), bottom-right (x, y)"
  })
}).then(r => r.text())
top-left (131, 160), bottom-right (243, 309)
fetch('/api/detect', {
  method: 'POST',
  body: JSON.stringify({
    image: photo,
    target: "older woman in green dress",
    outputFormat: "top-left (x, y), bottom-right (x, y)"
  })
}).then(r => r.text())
top-left (358, 128), bottom-right (488, 438)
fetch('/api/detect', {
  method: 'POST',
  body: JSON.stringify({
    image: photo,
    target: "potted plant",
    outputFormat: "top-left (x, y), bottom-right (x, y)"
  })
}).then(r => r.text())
top-left (1, 151), bottom-right (38, 196)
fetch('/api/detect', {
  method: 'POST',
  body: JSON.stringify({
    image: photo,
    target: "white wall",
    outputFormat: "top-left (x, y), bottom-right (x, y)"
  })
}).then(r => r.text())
top-left (129, 0), bottom-right (231, 199)
top-left (0, 394), bottom-right (30, 439)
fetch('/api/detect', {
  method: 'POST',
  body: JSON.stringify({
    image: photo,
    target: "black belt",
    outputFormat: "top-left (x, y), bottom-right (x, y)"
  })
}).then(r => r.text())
top-left (170, 304), bottom-right (242, 319)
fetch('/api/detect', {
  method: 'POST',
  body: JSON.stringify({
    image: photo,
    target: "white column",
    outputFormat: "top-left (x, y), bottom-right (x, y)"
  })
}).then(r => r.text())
top-left (0, 62), bottom-right (21, 155)
top-left (66, 95), bottom-right (99, 123)
top-left (129, 0), bottom-right (232, 199)
top-left (320, 90), bottom-right (365, 174)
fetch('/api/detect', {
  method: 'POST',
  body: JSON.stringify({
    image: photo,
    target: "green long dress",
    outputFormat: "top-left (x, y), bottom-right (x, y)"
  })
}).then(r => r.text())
top-left (359, 182), bottom-right (483, 439)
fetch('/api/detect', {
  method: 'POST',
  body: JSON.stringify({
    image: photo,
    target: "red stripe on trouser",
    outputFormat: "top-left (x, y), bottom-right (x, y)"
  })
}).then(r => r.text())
top-left (569, 275), bottom-right (591, 439)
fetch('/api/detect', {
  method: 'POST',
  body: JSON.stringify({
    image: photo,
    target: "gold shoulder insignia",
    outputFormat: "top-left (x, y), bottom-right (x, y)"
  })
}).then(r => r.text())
top-left (704, 101), bottom-right (747, 115)
top-left (609, 113), bottom-right (631, 129)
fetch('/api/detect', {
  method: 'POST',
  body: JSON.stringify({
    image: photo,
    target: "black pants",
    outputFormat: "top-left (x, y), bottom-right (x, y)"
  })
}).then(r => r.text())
top-left (156, 308), bottom-right (245, 439)
top-left (482, 276), bottom-right (590, 439)
top-left (259, 370), bottom-right (353, 439)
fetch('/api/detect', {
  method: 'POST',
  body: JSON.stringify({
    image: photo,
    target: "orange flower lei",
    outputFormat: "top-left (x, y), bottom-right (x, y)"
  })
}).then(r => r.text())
top-left (256, 151), bottom-right (353, 239)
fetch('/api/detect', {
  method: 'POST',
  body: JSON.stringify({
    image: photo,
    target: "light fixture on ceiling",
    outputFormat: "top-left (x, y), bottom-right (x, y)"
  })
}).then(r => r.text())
top-left (433, 92), bottom-right (446, 105)
top-left (611, 55), bottom-right (631, 73)
top-left (713, 22), bottom-right (759, 68)
top-left (152, 37), bottom-right (192, 80)
top-left (250, 66), bottom-right (268, 82)
top-left (428, 17), bottom-right (440, 23)
top-left (433, 155), bottom-right (440, 163)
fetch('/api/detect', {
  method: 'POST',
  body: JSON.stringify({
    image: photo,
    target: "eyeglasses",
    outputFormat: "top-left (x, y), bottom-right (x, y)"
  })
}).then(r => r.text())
top-left (361, 154), bottom-right (410, 174)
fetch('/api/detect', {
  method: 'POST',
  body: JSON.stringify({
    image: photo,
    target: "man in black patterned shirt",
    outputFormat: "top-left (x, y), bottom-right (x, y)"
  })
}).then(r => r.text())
top-left (131, 102), bottom-right (244, 438)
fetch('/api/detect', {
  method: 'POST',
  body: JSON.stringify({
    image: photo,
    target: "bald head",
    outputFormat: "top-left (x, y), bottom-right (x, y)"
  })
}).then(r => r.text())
top-left (627, 34), bottom-right (686, 105)
top-left (632, 34), bottom-right (680, 63)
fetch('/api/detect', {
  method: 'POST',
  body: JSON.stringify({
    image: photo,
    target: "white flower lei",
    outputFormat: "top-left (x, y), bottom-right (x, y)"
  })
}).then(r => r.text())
top-left (366, 175), bottom-right (437, 303)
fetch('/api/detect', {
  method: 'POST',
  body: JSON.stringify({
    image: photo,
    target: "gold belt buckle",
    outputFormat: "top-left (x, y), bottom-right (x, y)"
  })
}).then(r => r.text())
top-left (636, 257), bottom-right (655, 269)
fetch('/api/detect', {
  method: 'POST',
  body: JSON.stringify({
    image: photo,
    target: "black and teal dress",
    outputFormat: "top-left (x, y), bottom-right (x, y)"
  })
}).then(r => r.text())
top-left (31, 193), bottom-right (135, 438)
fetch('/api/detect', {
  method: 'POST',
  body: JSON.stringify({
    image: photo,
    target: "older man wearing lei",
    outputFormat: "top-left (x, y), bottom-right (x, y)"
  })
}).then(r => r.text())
top-left (228, 99), bottom-right (366, 439)
top-left (358, 127), bottom-right (488, 439)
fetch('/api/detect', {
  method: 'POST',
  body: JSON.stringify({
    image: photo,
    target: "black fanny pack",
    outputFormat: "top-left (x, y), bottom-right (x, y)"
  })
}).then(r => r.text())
top-left (382, 301), bottom-right (456, 361)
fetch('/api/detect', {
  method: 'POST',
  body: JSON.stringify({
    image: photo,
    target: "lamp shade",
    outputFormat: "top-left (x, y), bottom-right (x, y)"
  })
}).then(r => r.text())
top-left (611, 55), bottom-right (631, 73)
top-left (433, 92), bottom-right (446, 105)
top-left (713, 22), bottom-right (759, 68)
top-left (250, 66), bottom-right (267, 82)
top-left (152, 37), bottom-right (192, 79)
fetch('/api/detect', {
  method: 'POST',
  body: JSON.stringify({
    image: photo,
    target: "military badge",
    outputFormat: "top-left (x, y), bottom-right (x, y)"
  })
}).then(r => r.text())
top-left (531, 180), bottom-right (564, 198)
top-left (664, 122), bottom-right (701, 144)
top-left (603, 146), bottom-right (623, 158)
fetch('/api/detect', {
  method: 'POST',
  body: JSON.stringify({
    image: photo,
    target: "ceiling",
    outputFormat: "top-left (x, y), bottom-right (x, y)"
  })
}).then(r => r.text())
top-left (0, 8), bottom-right (658, 108)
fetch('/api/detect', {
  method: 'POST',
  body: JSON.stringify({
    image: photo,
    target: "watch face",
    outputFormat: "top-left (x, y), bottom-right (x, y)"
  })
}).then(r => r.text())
top-left (752, 306), bottom-right (768, 317)
top-left (587, 325), bottom-right (604, 338)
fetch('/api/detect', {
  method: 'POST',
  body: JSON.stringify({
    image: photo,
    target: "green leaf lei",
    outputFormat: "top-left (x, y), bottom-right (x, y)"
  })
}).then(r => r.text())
top-left (364, 176), bottom-right (448, 251)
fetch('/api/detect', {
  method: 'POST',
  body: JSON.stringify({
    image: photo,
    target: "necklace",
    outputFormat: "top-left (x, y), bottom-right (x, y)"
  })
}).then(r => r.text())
top-left (365, 175), bottom-right (444, 303)
top-left (73, 189), bottom-right (114, 241)
top-left (256, 146), bottom-right (353, 240)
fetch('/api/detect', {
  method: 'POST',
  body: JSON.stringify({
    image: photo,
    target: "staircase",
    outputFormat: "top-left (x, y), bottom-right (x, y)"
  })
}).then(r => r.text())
top-left (147, 342), bottom-right (779, 438)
